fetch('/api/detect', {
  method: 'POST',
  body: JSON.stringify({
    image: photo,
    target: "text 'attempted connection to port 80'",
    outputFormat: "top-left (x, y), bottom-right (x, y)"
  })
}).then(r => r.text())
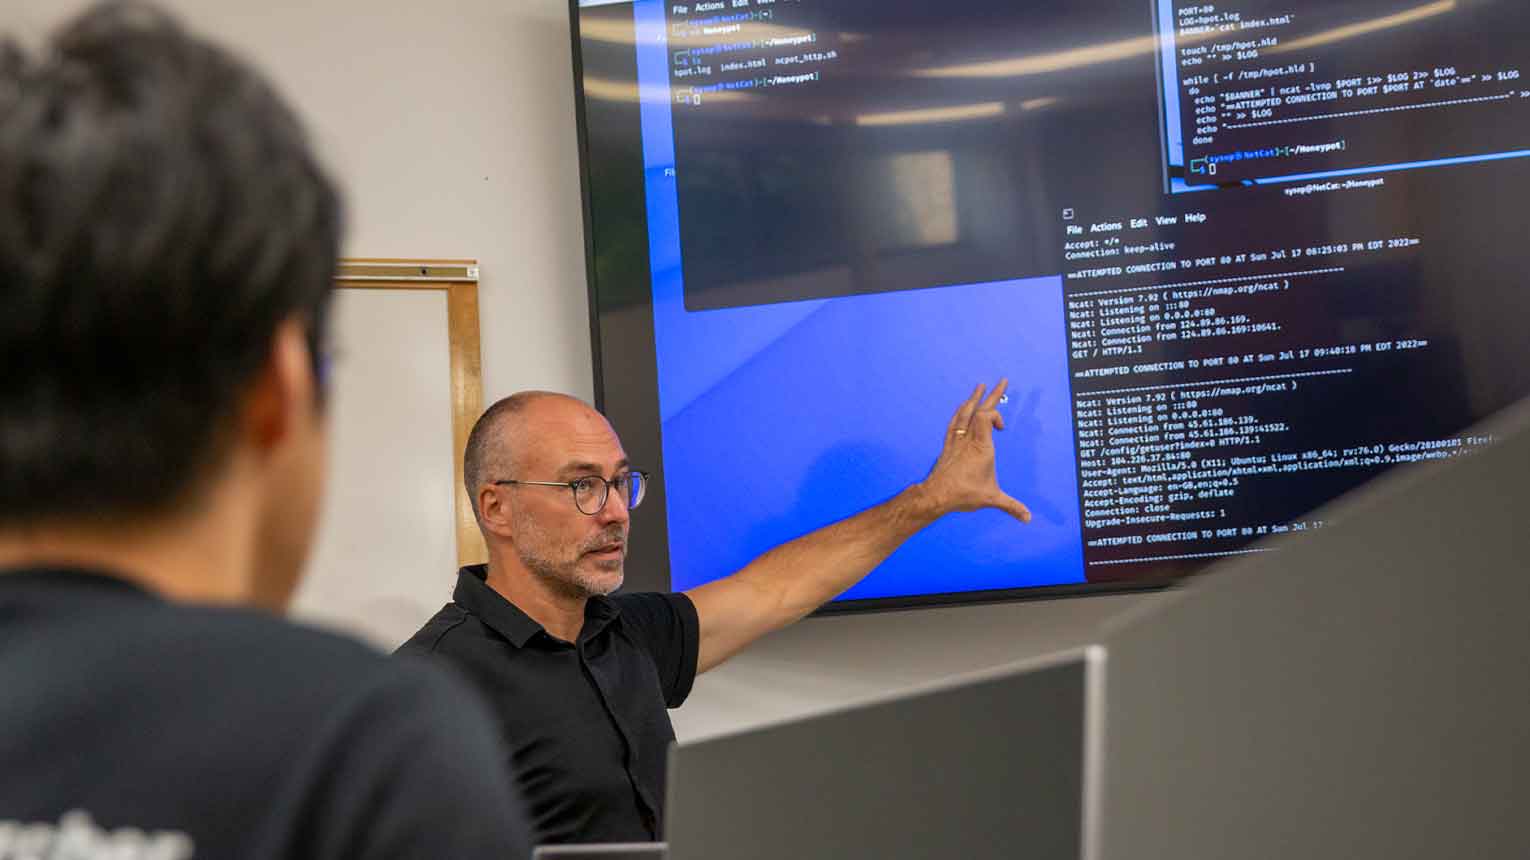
top-left (1170, 0), bottom-right (1530, 184)
top-left (1060, 201), bottom-right (1498, 574)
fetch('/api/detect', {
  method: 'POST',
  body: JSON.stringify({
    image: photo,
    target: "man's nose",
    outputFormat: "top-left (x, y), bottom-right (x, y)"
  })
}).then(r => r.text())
top-left (594, 483), bottom-right (630, 525)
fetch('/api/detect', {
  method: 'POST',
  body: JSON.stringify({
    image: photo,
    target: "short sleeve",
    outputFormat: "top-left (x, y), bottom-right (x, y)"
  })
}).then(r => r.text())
top-left (299, 662), bottom-right (536, 859)
top-left (612, 591), bottom-right (700, 708)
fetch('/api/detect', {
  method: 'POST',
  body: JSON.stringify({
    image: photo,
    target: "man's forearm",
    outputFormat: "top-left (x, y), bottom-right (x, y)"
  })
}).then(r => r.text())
top-left (685, 380), bottom-right (1029, 673)
top-left (739, 481), bottom-right (945, 617)
top-left (685, 481), bottom-right (945, 673)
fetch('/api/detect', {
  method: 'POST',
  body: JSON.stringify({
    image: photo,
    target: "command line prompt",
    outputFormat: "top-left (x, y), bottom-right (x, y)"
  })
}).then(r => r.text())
top-left (1168, 0), bottom-right (1530, 184)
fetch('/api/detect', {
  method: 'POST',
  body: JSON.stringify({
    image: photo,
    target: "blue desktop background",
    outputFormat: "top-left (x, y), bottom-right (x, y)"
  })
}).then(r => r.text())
top-left (632, 0), bottom-right (1085, 599)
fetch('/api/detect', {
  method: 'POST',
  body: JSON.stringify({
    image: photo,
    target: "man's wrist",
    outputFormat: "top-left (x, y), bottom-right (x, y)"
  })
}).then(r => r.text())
top-left (901, 480), bottom-right (950, 527)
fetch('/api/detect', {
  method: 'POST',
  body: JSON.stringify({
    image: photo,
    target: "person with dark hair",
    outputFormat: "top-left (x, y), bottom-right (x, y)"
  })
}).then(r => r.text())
top-left (0, 3), bottom-right (532, 857)
top-left (399, 382), bottom-right (1029, 844)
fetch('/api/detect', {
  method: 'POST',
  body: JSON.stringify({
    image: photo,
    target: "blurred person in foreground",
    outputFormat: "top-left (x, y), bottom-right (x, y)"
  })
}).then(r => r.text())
top-left (0, 3), bottom-right (531, 857)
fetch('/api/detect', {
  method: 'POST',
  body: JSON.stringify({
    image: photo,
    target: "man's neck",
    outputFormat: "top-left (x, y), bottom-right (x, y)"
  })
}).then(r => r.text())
top-left (483, 554), bottom-right (589, 643)
top-left (0, 487), bottom-right (256, 606)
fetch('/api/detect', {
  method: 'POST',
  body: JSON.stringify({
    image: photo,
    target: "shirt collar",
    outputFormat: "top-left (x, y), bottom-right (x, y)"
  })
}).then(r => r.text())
top-left (452, 564), bottom-right (622, 648)
top-left (0, 567), bottom-right (159, 601)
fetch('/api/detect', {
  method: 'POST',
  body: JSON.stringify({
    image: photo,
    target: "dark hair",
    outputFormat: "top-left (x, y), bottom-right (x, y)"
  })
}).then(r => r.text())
top-left (0, 2), bottom-right (343, 524)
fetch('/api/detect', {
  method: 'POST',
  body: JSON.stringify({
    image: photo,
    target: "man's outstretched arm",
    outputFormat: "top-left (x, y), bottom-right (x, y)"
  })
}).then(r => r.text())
top-left (684, 379), bottom-right (1031, 674)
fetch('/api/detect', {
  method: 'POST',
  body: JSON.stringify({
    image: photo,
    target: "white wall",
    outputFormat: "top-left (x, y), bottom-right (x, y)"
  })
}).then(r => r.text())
top-left (8, 0), bottom-right (596, 405)
top-left (294, 289), bottom-right (461, 649)
top-left (7, 0), bottom-right (1165, 738)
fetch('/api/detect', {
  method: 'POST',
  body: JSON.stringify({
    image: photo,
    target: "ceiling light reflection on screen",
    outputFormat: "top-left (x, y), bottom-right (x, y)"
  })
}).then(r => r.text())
top-left (911, 0), bottom-right (1454, 80)
top-left (855, 101), bottom-right (1005, 127)
top-left (582, 76), bottom-right (753, 105)
top-left (579, 15), bottom-right (805, 47)
top-left (914, 34), bottom-right (1161, 79)
top-left (1270, 0), bottom-right (1456, 54)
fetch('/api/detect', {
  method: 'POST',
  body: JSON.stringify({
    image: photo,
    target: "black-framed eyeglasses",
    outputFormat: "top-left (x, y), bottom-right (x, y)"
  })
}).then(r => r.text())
top-left (493, 471), bottom-right (649, 516)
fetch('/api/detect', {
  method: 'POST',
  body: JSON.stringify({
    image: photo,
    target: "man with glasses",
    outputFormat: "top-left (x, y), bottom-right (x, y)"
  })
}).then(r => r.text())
top-left (398, 384), bottom-right (1030, 845)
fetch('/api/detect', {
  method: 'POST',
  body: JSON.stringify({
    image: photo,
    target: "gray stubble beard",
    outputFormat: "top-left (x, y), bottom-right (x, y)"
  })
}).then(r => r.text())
top-left (512, 510), bottom-right (626, 598)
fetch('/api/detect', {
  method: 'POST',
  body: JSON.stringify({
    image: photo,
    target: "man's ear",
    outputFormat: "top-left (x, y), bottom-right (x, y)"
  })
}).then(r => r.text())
top-left (245, 318), bottom-right (318, 453)
top-left (477, 483), bottom-right (515, 539)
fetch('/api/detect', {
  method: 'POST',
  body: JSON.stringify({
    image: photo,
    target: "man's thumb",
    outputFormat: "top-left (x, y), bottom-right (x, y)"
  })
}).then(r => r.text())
top-left (994, 493), bottom-right (1032, 523)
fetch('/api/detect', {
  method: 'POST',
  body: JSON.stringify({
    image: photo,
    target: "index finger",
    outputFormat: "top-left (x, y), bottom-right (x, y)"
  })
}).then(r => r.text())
top-left (980, 378), bottom-right (1009, 412)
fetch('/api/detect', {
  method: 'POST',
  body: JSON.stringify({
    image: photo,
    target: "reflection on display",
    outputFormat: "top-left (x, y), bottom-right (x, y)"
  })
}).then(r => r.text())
top-left (574, 0), bottom-right (1530, 604)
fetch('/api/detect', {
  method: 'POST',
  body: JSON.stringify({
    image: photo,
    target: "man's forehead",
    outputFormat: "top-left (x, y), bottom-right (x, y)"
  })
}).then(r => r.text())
top-left (509, 397), bottom-right (626, 472)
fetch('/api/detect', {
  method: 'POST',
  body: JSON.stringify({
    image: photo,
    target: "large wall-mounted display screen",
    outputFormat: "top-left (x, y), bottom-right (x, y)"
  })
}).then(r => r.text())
top-left (571, 0), bottom-right (1530, 609)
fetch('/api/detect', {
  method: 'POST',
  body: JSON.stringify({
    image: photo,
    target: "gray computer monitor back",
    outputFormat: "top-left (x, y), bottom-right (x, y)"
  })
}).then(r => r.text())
top-left (665, 650), bottom-right (1094, 860)
top-left (1096, 399), bottom-right (1530, 860)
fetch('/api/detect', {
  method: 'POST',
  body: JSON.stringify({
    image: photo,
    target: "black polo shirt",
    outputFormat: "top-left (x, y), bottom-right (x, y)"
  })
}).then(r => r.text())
top-left (396, 565), bottom-right (700, 845)
top-left (0, 567), bottom-right (533, 859)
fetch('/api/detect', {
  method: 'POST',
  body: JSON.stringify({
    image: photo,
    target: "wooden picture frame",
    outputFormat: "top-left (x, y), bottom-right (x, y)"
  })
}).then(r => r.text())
top-left (335, 258), bottom-right (487, 567)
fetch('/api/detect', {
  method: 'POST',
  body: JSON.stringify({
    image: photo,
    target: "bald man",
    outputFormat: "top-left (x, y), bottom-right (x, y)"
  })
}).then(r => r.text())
top-left (397, 383), bottom-right (1030, 844)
